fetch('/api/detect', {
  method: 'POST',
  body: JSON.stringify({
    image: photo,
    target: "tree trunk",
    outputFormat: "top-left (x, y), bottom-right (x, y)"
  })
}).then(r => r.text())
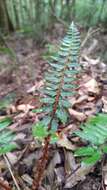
top-left (0, 0), bottom-right (13, 32)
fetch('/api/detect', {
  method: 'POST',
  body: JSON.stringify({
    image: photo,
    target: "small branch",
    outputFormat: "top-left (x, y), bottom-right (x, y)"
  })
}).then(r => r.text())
top-left (81, 28), bottom-right (100, 48)
top-left (0, 179), bottom-right (11, 190)
top-left (3, 155), bottom-right (21, 190)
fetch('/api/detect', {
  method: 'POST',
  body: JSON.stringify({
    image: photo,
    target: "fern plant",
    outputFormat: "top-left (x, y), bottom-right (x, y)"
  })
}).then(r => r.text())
top-left (0, 117), bottom-right (16, 155)
top-left (32, 22), bottom-right (80, 190)
top-left (75, 114), bottom-right (107, 166)
top-left (33, 22), bottom-right (80, 137)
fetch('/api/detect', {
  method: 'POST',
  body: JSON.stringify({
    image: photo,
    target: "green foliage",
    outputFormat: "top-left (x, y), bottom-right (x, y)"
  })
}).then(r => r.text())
top-left (32, 121), bottom-right (58, 144)
top-left (32, 22), bottom-right (80, 142)
top-left (75, 0), bottom-right (107, 27)
top-left (1, 0), bottom-right (107, 41)
top-left (75, 114), bottom-right (107, 166)
top-left (0, 93), bottom-right (16, 110)
top-left (0, 117), bottom-right (16, 155)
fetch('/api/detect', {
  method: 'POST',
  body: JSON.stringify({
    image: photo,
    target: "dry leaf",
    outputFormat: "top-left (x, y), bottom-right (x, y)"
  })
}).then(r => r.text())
top-left (57, 134), bottom-right (76, 150)
top-left (64, 165), bottom-right (93, 189)
top-left (6, 152), bottom-right (18, 165)
top-left (69, 95), bottom-right (88, 107)
top-left (102, 96), bottom-right (107, 113)
top-left (17, 104), bottom-right (34, 113)
top-left (84, 78), bottom-right (100, 95)
top-left (69, 108), bottom-right (86, 121)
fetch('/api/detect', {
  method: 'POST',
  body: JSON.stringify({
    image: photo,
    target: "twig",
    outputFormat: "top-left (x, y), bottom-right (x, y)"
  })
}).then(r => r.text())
top-left (0, 179), bottom-right (12, 190)
top-left (81, 28), bottom-right (100, 48)
top-left (3, 155), bottom-right (21, 190)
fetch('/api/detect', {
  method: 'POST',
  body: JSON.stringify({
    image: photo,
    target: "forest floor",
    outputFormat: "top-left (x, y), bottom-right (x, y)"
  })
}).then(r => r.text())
top-left (0, 25), bottom-right (107, 190)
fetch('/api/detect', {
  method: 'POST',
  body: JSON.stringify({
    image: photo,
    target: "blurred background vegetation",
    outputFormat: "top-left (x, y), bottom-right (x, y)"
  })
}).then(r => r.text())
top-left (0, 0), bottom-right (107, 41)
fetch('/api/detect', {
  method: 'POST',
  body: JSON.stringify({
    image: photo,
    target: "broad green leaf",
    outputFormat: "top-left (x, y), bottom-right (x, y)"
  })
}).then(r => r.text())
top-left (65, 70), bottom-right (78, 75)
top-left (41, 97), bottom-right (54, 104)
top-left (41, 116), bottom-right (51, 126)
top-left (45, 76), bottom-right (60, 84)
top-left (59, 99), bottom-right (71, 108)
top-left (75, 131), bottom-right (99, 145)
top-left (42, 106), bottom-right (53, 113)
top-left (42, 89), bottom-right (56, 97)
top-left (32, 108), bottom-right (43, 113)
top-left (50, 133), bottom-right (59, 144)
top-left (61, 91), bottom-right (76, 97)
top-left (0, 117), bottom-right (12, 131)
top-left (64, 77), bottom-right (76, 83)
top-left (59, 51), bottom-right (69, 56)
top-left (56, 108), bottom-right (68, 124)
top-left (87, 114), bottom-right (107, 126)
top-left (82, 151), bottom-right (101, 166)
top-left (0, 131), bottom-right (14, 145)
top-left (0, 144), bottom-right (16, 155)
top-left (49, 63), bottom-right (64, 70)
top-left (75, 147), bottom-right (95, 157)
top-left (32, 122), bottom-right (48, 140)
top-left (63, 84), bottom-right (77, 90)
top-left (51, 119), bottom-right (58, 132)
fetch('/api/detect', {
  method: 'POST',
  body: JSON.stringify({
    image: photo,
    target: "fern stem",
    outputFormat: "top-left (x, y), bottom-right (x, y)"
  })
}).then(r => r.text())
top-left (32, 135), bottom-right (51, 190)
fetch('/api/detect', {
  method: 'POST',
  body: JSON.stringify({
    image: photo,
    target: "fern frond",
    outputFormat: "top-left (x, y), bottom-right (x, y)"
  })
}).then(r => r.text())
top-left (41, 22), bottom-right (80, 128)
top-left (75, 114), bottom-right (107, 146)
top-left (0, 117), bottom-right (16, 155)
top-left (32, 22), bottom-right (80, 190)
top-left (75, 114), bottom-right (107, 165)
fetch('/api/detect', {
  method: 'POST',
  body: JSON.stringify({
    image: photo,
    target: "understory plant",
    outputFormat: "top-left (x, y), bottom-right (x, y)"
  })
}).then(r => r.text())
top-left (32, 22), bottom-right (80, 189)
top-left (0, 117), bottom-right (16, 155)
top-left (75, 113), bottom-right (107, 166)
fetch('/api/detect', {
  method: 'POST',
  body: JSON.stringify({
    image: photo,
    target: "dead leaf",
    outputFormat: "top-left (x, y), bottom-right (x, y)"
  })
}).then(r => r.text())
top-left (84, 78), bottom-right (100, 95)
top-left (64, 150), bottom-right (77, 174)
top-left (69, 108), bottom-right (87, 121)
top-left (64, 165), bottom-right (93, 189)
top-left (68, 95), bottom-right (88, 107)
top-left (27, 80), bottom-right (44, 93)
top-left (17, 104), bottom-right (34, 113)
top-left (57, 134), bottom-right (76, 150)
top-left (6, 152), bottom-right (18, 165)
top-left (102, 96), bottom-right (107, 112)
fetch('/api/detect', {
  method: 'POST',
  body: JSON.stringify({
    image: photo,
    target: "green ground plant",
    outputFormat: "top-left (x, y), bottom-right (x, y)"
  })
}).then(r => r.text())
top-left (75, 113), bottom-right (107, 166)
top-left (0, 117), bottom-right (16, 155)
top-left (32, 22), bottom-right (80, 189)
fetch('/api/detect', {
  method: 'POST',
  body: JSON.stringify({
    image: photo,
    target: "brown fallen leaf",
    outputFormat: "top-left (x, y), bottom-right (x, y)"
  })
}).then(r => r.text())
top-left (84, 78), bottom-right (100, 95)
top-left (64, 165), bottom-right (93, 189)
top-left (64, 150), bottom-right (77, 174)
top-left (17, 104), bottom-right (35, 113)
top-left (57, 133), bottom-right (76, 150)
top-left (68, 95), bottom-right (88, 107)
top-left (69, 108), bottom-right (87, 122)
top-left (27, 80), bottom-right (44, 93)
top-left (102, 96), bottom-right (107, 113)
top-left (6, 152), bottom-right (18, 165)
